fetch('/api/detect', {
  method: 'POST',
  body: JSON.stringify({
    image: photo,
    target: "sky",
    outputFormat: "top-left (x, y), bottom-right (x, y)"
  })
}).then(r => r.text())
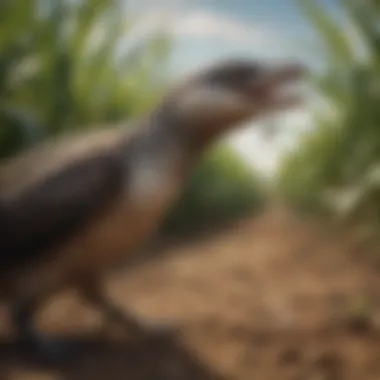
top-left (127, 0), bottom-right (344, 177)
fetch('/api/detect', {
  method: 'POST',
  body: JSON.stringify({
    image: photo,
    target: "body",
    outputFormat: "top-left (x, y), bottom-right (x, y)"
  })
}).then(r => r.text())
top-left (0, 58), bottom-right (306, 361)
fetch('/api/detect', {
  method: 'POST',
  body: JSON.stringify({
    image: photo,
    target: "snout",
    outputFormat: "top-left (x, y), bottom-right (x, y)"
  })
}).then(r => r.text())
top-left (246, 62), bottom-right (308, 110)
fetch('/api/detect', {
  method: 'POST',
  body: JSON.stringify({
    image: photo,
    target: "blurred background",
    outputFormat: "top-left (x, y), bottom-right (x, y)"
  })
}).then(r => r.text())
top-left (1, 1), bottom-right (380, 379)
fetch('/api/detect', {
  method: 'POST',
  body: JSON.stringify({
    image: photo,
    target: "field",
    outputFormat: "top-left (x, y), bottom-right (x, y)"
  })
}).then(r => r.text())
top-left (1, 207), bottom-right (380, 380)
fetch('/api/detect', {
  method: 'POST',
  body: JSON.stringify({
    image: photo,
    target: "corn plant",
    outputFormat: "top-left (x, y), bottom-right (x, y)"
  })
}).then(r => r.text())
top-left (0, 0), bottom-right (171, 159)
top-left (277, 0), bottom-right (380, 223)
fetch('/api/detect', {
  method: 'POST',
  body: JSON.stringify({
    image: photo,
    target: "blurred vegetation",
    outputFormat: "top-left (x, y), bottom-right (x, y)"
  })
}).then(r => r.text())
top-left (276, 0), bottom-right (380, 227)
top-left (0, 0), bottom-right (170, 158)
top-left (162, 144), bottom-right (266, 237)
top-left (0, 0), bottom-right (265, 237)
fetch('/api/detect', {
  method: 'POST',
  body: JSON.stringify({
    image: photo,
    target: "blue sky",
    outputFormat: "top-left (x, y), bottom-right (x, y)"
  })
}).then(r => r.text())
top-left (128, 0), bottom-right (344, 176)
top-left (167, 0), bottom-right (341, 74)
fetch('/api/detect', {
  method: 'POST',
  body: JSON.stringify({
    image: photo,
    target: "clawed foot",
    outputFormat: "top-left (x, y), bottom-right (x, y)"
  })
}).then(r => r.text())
top-left (19, 333), bottom-right (80, 365)
top-left (80, 285), bottom-right (181, 342)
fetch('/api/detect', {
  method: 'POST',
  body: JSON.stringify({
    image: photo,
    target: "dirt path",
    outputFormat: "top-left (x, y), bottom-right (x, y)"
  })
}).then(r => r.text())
top-left (1, 208), bottom-right (380, 380)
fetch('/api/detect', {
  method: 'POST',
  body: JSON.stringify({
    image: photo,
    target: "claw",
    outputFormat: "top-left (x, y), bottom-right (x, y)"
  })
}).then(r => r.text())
top-left (19, 333), bottom-right (79, 364)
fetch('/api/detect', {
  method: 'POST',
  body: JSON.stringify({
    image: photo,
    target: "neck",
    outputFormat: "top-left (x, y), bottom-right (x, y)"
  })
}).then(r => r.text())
top-left (135, 103), bottom-right (213, 176)
top-left (151, 100), bottom-right (226, 150)
top-left (122, 104), bottom-right (211, 213)
top-left (122, 102), bottom-right (227, 218)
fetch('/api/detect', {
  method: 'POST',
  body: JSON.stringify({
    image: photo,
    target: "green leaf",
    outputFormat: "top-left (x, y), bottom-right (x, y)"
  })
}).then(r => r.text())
top-left (298, 0), bottom-right (355, 66)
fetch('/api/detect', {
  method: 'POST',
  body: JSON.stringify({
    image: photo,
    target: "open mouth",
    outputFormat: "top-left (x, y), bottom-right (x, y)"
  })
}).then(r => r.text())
top-left (249, 63), bottom-right (307, 109)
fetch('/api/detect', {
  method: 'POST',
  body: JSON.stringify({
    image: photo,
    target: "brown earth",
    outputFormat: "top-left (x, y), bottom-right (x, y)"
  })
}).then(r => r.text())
top-left (1, 206), bottom-right (380, 380)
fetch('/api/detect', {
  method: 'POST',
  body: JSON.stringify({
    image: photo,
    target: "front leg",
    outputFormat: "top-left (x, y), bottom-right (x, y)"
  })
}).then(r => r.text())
top-left (78, 278), bottom-right (176, 339)
top-left (12, 296), bottom-right (78, 363)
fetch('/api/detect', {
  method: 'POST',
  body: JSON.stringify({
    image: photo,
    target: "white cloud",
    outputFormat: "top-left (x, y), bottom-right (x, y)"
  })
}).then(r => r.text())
top-left (124, 9), bottom-right (275, 48)
top-left (227, 107), bottom-right (315, 176)
top-left (166, 11), bottom-right (275, 46)
top-left (127, 0), bottom-right (185, 13)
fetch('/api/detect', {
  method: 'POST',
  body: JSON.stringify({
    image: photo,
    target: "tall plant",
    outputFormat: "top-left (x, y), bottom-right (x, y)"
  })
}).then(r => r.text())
top-left (0, 0), bottom-right (171, 159)
top-left (277, 0), bottom-right (380, 220)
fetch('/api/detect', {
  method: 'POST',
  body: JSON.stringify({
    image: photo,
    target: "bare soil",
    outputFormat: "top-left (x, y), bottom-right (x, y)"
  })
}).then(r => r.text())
top-left (1, 207), bottom-right (380, 380)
